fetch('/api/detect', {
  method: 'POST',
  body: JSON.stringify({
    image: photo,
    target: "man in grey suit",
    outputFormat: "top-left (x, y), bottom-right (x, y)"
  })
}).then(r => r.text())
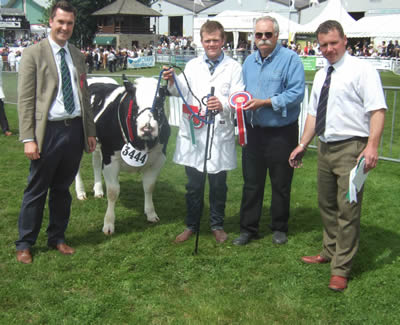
top-left (15, 1), bottom-right (96, 264)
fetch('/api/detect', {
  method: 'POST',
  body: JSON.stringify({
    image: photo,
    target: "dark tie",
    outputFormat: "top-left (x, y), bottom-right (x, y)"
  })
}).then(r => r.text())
top-left (315, 66), bottom-right (334, 136)
top-left (59, 48), bottom-right (75, 114)
top-left (206, 59), bottom-right (218, 75)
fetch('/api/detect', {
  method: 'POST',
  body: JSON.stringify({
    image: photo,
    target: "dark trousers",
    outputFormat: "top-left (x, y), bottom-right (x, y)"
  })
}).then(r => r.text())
top-left (15, 118), bottom-right (84, 250)
top-left (239, 122), bottom-right (298, 235)
top-left (184, 166), bottom-right (227, 232)
top-left (0, 99), bottom-right (10, 133)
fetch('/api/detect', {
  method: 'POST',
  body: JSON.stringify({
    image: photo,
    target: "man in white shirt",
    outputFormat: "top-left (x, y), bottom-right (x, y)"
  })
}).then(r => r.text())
top-left (289, 20), bottom-right (387, 292)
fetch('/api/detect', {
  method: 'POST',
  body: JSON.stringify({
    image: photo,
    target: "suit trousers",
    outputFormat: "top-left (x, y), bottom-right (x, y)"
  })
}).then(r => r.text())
top-left (317, 138), bottom-right (367, 277)
top-left (184, 166), bottom-right (227, 232)
top-left (15, 118), bottom-right (84, 250)
top-left (239, 122), bottom-right (298, 235)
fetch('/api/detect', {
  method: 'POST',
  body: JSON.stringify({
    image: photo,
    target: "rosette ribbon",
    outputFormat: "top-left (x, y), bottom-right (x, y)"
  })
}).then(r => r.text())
top-left (229, 91), bottom-right (252, 147)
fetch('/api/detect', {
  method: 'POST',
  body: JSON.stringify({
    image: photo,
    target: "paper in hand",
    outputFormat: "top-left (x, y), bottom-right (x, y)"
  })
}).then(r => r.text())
top-left (347, 157), bottom-right (369, 203)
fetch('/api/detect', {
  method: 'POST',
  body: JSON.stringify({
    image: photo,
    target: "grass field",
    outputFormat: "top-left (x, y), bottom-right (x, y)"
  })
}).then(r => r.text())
top-left (1, 65), bottom-right (400, 324)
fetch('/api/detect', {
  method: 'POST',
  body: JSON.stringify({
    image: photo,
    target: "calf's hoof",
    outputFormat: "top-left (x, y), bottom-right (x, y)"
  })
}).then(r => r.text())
top-left (76, 192), bottom-right (87, 200)
top-left (146, 214), bottom-right (160, 223)
top-left (103, 224), bottom-right (115, 235)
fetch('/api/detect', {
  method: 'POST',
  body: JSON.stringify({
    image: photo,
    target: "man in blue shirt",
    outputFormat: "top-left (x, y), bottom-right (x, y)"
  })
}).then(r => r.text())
top-left (233, 16), bottom-right (305, 246)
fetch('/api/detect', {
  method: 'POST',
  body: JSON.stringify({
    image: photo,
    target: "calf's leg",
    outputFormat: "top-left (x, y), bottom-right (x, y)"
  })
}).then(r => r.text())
top-left (142, 154), bottom-right (166, 223)
top-left (102, 157), bottom-right (121, 235)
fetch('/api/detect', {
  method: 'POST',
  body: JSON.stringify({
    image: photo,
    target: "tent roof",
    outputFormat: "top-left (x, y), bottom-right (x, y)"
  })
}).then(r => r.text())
top-left (164, 0), bottom-right (223, 14)
top-left (346, 14), bottom-right (400, 38)
top-left (92, 0), bottom-right (161, 16)
top-left (272, 0), bottom-right (328, 10)
top-left (296, 0), bottom-right (355, 33)
top-left (194, 10), bottom-right (301, 40)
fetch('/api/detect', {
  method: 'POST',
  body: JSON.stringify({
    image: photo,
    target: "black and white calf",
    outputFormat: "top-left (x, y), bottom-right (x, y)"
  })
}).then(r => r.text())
top-left (75, 76), bottom-right (170, 234)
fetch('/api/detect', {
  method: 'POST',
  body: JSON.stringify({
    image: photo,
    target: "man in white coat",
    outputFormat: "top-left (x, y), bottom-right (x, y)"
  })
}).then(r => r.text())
top-left (163, 21), bottom-right (244, 243)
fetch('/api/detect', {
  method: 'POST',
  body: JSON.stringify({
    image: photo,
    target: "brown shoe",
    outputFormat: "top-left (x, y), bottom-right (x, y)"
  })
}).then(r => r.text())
top-left (213, 229), bottom-right (228, 243)
top-left (16, 249), bottom-right (32, 264)
top-left (301, 254), bottom-right (329, 264)
top-left (51, 243), bottom-right (75, 255)
top-left (174, 229), bottom-right (194, 243)
top-left (328, 275), bottom-right (348, 292)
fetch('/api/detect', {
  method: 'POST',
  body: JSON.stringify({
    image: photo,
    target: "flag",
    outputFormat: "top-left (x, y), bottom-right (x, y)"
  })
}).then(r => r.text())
top-left (194, 0), bottom-right (205, 7)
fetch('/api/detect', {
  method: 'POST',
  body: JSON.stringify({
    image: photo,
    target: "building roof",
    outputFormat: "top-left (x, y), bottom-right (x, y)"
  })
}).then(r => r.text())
top-left (4, 0), bottom-right (49, 9)
top-left (92, 0), bottom-right (162, 16)
top-left (0, 8), bottom-right (25, 16)
top-left (163, 0), bottom-right (223, 14)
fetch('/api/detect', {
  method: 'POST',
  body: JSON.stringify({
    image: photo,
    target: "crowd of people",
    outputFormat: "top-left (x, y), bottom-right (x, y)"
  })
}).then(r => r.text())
top-left (82, 45), bottom-right (155, 73)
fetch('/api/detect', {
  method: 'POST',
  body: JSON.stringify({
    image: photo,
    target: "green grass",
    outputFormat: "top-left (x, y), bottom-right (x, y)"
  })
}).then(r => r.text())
top-left (1, 93), bottom-right (400, 324)
top-left (1, 66), bottom-right (400, 324)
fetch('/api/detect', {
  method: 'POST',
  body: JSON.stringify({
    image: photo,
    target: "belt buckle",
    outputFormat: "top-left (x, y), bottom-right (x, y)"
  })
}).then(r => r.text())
top-left (64, 118), bottom-right (74, 126)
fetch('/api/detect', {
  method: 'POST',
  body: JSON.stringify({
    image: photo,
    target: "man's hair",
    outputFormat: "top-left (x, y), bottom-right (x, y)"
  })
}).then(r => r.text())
top-left (255, 16), bottom-right (280, 36)
top-left (50, 1), bottom-right (77, 19)
top-left (200, 21), bottom-right (225, 40)
top-left (316, 20), bottom-right (344, 38)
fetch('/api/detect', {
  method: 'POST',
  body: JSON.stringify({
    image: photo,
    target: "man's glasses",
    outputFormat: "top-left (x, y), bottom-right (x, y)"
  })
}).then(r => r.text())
top-left (255, 32), bottom-right (274, 39)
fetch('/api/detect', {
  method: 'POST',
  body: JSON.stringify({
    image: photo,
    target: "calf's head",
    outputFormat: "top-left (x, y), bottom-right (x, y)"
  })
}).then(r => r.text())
top-left (133, 77), bottom-right (160, 141)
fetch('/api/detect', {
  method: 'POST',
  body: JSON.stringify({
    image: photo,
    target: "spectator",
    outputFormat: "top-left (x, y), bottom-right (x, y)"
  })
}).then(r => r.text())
top-left (8, 50), bottom-right (16, 71)
top-left (386, 40), bottom-right (395, 57)
top-left (0, 59), bottom-right (12, 136)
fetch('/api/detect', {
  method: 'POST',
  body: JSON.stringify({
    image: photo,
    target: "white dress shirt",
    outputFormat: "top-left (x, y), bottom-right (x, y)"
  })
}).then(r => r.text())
top-left (309, 52), bottom-right (387, 143)
top-left (48, 36), bottom-right (82, 121)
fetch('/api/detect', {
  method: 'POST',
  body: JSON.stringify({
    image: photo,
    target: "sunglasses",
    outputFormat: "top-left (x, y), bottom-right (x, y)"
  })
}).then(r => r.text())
top-left (255, 32), bottom-right (274, 39)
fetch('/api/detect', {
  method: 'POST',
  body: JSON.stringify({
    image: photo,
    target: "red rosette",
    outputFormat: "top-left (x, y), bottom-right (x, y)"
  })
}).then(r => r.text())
top-left (229, 91), bottom-right (252, 109)
top-left (229, 91), bottom-right (252, 147)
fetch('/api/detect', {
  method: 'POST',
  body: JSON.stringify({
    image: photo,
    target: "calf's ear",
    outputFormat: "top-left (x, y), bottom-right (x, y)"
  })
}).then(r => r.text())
top-left (122, 74), bottom-right (134, 93)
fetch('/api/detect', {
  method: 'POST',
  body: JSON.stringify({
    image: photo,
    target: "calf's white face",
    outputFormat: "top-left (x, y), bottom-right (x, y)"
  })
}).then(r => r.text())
top-left (134, 78), bottom-right (159, 140)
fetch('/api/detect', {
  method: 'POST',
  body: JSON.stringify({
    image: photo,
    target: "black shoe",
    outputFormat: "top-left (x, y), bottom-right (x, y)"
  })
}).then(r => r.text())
top-left (272, 231), bottom-right (287, 244)
top-left (232, 232), bottom-right (255, 246)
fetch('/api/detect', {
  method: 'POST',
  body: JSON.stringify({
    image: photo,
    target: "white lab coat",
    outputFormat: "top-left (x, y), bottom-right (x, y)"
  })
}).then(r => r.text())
top-left (168, 55), bottom-right (244, 173)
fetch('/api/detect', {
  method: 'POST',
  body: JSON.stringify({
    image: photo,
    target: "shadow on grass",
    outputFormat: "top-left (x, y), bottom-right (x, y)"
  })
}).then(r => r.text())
top-left (67, 177), bottom-right (185, 247)
top-left (352, 224), bottom-right (400, 276)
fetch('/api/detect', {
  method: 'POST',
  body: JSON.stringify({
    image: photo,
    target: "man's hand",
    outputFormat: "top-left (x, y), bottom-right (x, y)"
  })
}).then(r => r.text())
top-left (24, 141), bottom-right (40, 160)
top-left (162, 66), bottom-right (174, 87)
top-left (207, 96), bottom-right (223, 112)
top-left (288, 145), bottom-right (306, 168)
top-left (87, 136), bottom-right (97, 153)
top-left (358, 145), bottom-right (378, 173)
top-left (244, 98), bottom-right (270, 111)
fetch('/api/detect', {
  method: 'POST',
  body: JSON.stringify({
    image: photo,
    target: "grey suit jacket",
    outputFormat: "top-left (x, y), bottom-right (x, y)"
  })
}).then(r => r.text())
top-left (17, 38), bottom-right (96, 152)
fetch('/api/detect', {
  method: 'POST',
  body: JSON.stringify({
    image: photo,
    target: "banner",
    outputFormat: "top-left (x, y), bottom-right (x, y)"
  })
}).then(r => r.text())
top-left (300, 56), bottom-right (317, 71)
top-left (127, 56), bottom-right (155, 69)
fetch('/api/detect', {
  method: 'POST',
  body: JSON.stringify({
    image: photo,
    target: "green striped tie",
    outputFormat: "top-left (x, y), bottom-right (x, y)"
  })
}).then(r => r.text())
top-left (59, 48), bottom-right (75, 114)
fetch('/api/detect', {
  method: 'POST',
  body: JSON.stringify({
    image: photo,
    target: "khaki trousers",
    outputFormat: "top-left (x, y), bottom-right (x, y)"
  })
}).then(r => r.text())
top-left (317, 137), bottom-right (367, 277)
